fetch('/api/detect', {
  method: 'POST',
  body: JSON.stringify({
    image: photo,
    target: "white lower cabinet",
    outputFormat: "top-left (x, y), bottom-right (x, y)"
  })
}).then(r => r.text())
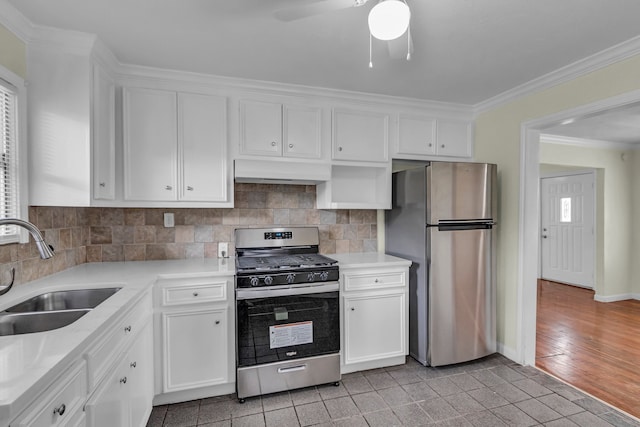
top-left (162, 308), bottom-right (228, 391)
top-left (343, 292), bottom-right (405, 365)
top-left (85, 319), bottom-right (153, 427)
top-left (340, 265), bottom-right (409, 374)
top-left (10, 362), bottom-right (87, 427)
top-left (154, 275), bottom-right (235, 404)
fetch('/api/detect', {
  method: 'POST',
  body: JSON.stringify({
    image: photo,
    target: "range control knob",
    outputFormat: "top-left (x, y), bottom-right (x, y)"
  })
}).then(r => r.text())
top-left (307, 272), bottom-right (316, 282)
top-left (319, 271), bottom-right (329, 281)
top-left (250, 277), bottom-right (260, 287)
top-left (286, 273), bottom-right (296, 284)
top-left (264, 276), bottom-right (274, 285)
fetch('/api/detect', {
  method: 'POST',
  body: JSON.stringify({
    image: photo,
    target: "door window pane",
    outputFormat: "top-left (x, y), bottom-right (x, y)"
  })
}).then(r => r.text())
top-left (560, 197), bottom-right (571, 222)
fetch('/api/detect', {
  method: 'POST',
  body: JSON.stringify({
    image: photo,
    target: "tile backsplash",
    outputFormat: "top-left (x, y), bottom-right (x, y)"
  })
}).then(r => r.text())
top-left (0, 184), bottom-right (378, 287)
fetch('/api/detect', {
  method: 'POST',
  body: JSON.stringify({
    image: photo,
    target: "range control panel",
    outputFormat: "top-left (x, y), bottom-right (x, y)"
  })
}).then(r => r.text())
top-left (264, 231), bottom-right (293, 240)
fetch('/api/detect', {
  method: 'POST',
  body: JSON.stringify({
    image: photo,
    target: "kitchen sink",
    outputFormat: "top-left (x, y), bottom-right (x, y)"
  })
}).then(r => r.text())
top-left (2, 287), bottom-right (122, 313)
top-left (0, 309), bottom-right (91, 336)
top-left (0, 287), bottom-right (122, 336)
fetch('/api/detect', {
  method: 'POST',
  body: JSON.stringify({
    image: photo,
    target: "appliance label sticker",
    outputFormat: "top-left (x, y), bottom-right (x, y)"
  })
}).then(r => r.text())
top-left (270, 321), bottom-right (313, 349)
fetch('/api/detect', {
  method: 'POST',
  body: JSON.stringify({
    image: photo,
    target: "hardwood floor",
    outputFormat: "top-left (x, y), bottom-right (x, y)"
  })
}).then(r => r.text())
top-left (536, 279), bottom-right (640, 418)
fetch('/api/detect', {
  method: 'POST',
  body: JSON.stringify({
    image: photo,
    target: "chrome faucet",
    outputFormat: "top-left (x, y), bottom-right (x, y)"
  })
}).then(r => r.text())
top-left (0, 218), bottom-right (55, 259)
top-left (0, 218), bottom-right (54, 296)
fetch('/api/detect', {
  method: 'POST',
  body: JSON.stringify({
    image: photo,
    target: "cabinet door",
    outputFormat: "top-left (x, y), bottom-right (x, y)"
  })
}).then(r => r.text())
top-left (344, 293), bottom-right (405, 365)
top-left (162, 308), bottom-right (228, 392)
top-left (332, 109), bottom-right (388, 162)
top-left (85, 360), bottom-right (129, 427)
top-left (123, 87), bottom-right (178, 201)
top-left (128, 320), bottom-right (154, 427)
top-left (283, 105), bottom-right (322, 159)
top-left (239, 100), bottom-right (282, 156)
top-left (436, 119), bottom-right (472, 158)
top-left (179, 93), bottom-right (228, 202)
top-left (92, 64), bottom-right (116, 200)
top-left (397, 115), bottom-right (436, 156)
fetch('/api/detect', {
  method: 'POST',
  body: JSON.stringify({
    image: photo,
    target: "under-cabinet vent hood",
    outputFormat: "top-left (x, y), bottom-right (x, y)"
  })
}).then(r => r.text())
top-left (234, 159), bottom-right (331, 185)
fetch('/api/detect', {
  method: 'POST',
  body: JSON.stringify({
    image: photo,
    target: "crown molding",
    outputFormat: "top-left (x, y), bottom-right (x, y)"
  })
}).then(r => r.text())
top-left (540, 133), bottom-right (640, 150)
top-left (117, 63), bottom-right (474, 118)
top-left (0, 0), bottom-right (34, 42)
top-left (474, 35), bottom-right (640, 115)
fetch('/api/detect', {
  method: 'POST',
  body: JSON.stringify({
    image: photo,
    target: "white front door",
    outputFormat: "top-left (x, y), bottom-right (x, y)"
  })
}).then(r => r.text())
top-left (540, 172), bottom-right (595, 288)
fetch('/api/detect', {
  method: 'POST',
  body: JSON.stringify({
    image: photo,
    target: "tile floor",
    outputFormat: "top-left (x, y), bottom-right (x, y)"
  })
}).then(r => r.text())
top-left (146, 354), bottom-right (640, 426)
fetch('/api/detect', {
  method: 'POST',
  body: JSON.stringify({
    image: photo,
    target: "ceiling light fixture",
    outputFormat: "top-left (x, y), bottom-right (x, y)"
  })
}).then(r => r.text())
top-left (368, 0), bottom-right (411, 68)
top-left (368, 0), bottom-right (411, 41)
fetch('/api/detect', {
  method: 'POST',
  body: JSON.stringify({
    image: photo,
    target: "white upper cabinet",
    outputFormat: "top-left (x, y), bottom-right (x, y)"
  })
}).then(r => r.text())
top-left (395, 114), bottom-right (472, 159)
top-left (27, 40), bottom-right (116, 206)
top-left (123, 88), bottom-right (229, 204)
top-left (240, 100), bottom-right (321, 159)
top-left (332, 109), bottom-right (389, 163)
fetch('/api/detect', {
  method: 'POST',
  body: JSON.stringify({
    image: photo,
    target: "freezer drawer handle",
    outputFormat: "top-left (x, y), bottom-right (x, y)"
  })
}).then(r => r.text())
top-left (277, 364), bottom-right (307, 374)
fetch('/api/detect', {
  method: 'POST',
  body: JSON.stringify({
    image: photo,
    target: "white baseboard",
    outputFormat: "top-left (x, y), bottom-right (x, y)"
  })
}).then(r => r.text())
top-left (594, 293), bottom-right (638, 302)
top-left (497, 342), bottom-right (519, 364)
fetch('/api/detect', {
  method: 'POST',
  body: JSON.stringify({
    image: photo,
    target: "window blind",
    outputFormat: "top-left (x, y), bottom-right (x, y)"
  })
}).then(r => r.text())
top-left (0, 79), bottom-right (19, 240)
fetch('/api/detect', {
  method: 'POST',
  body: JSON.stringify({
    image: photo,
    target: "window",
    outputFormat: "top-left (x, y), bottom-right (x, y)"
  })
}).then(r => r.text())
top-left (560, 197), bottom-right (572, 223)
top-left (0, 68), bottom-right (26, 244)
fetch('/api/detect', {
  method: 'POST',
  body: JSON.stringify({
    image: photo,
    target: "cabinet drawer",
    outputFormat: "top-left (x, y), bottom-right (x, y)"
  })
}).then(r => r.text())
top-left (85, 291), bottom-right (152, 389)
top-left (12, 361), bottom-right (87, 427)
top-left (161, 281), bottom-right (227, 306)
top-left (343, 270), bottom-right (405, 292)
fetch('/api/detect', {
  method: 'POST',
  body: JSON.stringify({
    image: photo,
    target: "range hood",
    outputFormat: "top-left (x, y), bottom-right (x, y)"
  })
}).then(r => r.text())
top-left (234, 159), bottom-right (331, 185)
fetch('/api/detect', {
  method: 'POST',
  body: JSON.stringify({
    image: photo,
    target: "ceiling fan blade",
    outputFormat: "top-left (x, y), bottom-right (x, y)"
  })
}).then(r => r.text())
top-left (387, 31), bottom-right (414, 60)
top-left (274, 0), bottom-right (368, 22)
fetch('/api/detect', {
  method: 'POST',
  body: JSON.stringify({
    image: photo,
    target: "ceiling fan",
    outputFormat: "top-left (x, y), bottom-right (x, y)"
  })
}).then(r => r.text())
top-left (274, 0), bottom-right (414, 63)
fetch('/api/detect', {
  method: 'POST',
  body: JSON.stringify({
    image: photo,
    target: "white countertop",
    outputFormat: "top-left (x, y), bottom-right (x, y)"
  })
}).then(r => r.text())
top-left (0, 258), bottom-right (235, 424)
top-left (0, 253), bottom-right (409, 423)
top-left (328, 252), bottom-right (412, 269)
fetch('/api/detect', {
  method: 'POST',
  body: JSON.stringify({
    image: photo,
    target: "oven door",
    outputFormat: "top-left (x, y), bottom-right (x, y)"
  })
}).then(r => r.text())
top-left (236, 283), bottom-right (340, 368)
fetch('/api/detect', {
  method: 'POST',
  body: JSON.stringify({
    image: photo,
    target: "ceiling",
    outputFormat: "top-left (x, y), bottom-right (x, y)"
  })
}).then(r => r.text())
top-left (6, 0), bottom-right (640, 106)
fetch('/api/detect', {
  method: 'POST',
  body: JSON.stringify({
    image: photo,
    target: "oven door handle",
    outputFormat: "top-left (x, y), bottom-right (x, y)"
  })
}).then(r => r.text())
top-left (236, 282), bottom-right (339, 299)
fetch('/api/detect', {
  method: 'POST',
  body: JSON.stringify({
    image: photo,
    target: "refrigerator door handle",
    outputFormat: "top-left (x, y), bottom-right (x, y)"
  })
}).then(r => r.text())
top-left (434, 220), bottom-right (496, 231)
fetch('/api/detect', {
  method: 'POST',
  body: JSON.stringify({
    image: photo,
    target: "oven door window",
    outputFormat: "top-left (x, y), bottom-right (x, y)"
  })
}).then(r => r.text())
top-left (237, 291), bottom-right (339, 367)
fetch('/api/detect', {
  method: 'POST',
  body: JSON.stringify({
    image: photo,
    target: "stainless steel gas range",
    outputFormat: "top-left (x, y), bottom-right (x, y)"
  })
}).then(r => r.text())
top-left (234, 227), bottom-right (341, 402)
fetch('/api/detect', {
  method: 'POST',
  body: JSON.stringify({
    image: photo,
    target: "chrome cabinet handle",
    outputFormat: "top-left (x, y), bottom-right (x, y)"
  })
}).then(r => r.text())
top-left (53, 403), bottom-right (66, 416)
top-left (288, 144), bottom-right (293, 148)
top-left (130, 361), bottom-right (137, 368)
top-left (99, 182), bottom-right (106, 187)
top-left (124, 325), bottom-right (132, 333)
top-left (120, 377), bottom-right (127, 384)
top-left (186, 186), bottom-right (194, 191)
top-left (271, 141), bottom-right (277, 146)
top-left (215, 320), bottom-right (220, 325)
top-left (165, 185), bottom-right (172, 190)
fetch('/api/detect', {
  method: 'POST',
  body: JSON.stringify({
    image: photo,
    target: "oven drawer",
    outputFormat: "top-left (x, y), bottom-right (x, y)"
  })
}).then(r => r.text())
top-left (343, 270), bottom-right (406, 292)
top-left (237, 353), bottom-right (340, 399)
top-left (160, 280), bottom-right (228, 306)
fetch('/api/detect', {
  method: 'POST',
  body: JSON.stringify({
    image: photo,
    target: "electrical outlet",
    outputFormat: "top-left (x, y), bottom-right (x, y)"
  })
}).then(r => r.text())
top-left (218, 242), bottom-right (229, 258)
top-left (163, 213), bottom-right (174, 228)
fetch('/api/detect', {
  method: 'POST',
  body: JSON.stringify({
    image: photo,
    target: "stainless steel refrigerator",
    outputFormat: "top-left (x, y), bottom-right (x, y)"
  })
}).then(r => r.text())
top-left (385, 161), bottom-right (497, 367)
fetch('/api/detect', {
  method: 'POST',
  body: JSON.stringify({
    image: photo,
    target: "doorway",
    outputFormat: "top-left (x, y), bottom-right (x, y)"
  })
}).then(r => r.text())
top-left (540, 172), bottom-right (595, 288)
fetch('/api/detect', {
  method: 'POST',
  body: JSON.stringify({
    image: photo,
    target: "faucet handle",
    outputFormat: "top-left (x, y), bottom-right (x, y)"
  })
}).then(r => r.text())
top-left (0, 267), bottom-right (16, 296)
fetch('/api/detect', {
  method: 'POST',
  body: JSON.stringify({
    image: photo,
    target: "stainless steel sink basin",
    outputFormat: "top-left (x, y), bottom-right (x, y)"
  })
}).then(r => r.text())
top-left (0, 309), bottom-right (91, 336)
top-left (0, 287), bottom-right (122, 336)
top-left (3, 287), bottom-right (121, 313)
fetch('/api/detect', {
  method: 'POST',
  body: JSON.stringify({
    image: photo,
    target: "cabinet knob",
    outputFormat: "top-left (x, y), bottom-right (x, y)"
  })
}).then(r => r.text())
top-left (271, 141), bottom-right (277, 146)
top-left (350, 307), bottom-right (355, 311)
top-left (186, 186), bottom-right (194, 191)
top-left (130, 361), bottom-right (137, 368)
top-left (193, 292), bottom-right (199, 297)
top-left (99, 182), bottom-right (106, 187)
top-left (374, 279), bottom-right (379, 283)
top-left (120, 377), bottom-right (127, 384)
top-left (215, 320), bottom-right (221, 325)
top-left (428, 143), bottom-right (433, 147)
top-left (338, 146), bottom-right (343, 151)
top-left (124, 325), bottom-right (132, 333)
top-left (289, 143), bottom-right (294, 148)
top-left (441, 144), bottom-right (445, 148)
top-left (165, 185), bottom-right (173, 190)
top-left (53, 403), bottom-right (66, 416)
